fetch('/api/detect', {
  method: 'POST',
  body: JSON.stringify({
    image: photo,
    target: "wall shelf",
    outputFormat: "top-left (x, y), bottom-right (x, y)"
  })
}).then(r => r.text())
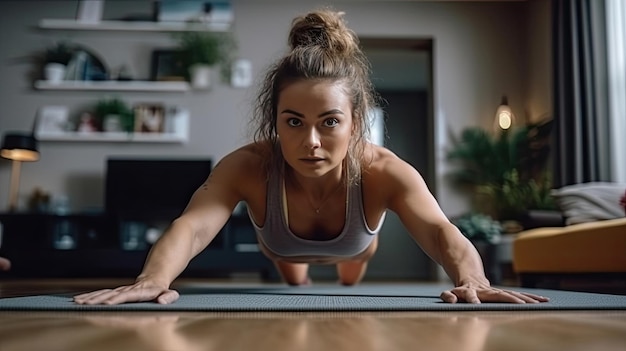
top-left (39, 19), bottom-right (231, 32)
top-left (36, 110), bottom-right (190, 143)
top-left (34, 80), bottom-right (190, 92)
top-left (35, 131), bottom-right (188, 143)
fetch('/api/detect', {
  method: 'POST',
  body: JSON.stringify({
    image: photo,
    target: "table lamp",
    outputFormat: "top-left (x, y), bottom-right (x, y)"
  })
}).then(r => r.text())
top-left (1, 132), bottom-right (39, 211)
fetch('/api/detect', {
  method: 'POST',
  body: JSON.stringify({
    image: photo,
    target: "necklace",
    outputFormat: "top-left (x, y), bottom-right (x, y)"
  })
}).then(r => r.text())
top-left (290, 172), bottom-right (344, 214)
top-left (309, 181), bottom-right (344, 214)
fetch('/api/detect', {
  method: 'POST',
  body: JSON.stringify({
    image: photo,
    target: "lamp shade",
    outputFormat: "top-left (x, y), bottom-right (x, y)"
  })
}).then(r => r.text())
top-left (1, 132), bottom-right (39, 162)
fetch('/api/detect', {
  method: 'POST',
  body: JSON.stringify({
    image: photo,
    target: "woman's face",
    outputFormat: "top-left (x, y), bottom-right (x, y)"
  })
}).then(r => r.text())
top-left (276, 79), bottom-right (353, 178)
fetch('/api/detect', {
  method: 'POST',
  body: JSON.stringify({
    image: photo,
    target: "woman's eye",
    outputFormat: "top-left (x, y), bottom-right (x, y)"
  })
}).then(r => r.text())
top-left (287, 118), bottom-right (302, 127)
top-left (323, 118), bottom-right (339, 127)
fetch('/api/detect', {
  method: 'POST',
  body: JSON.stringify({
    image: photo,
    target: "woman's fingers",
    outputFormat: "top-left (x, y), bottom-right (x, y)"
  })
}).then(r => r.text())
top-left (441, 286), bottom-right (550, 304)
top-left (73, 284), bottom-right (177, 305)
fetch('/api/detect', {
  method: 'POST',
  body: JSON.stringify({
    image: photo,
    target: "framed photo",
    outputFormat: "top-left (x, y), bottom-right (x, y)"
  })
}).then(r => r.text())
top-left (134, 104), bottom-right (166, 133)
top-left (35, 106), bottom-right (70, 135)
top-left (150, 49), bottom-right (186, 81)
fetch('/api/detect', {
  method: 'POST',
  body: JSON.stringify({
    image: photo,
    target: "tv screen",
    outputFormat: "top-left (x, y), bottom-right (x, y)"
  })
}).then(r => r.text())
top-left (105, 157), bottom-right (212, 219)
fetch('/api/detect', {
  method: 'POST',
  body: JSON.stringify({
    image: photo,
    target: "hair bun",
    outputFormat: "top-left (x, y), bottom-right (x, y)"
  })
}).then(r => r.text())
top-left (288, 10), bottom-right (357, 56)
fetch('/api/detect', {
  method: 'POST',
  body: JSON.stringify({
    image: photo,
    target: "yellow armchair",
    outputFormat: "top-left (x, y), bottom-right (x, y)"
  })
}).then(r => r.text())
top-left (512, 217), bottom-right (626, 294)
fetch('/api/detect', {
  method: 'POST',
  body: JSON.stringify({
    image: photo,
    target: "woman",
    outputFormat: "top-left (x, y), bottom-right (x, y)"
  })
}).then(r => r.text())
top-left (74, 9), bottom-right (548, 305)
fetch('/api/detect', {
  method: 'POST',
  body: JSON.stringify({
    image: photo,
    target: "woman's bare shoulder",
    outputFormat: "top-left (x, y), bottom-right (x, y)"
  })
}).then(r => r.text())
top-left (214, 142), bottom-right (268, 177)
top-left (362, 143), bottom-right (423, 184)
top-left (363, 144), bottom-right (404, 172)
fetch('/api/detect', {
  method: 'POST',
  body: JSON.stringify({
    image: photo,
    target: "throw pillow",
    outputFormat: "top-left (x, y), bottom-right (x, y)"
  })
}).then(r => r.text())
top-left (551, 182), bottom-right (626, 225)
top-left (621, 189), bottom-right (626, 215)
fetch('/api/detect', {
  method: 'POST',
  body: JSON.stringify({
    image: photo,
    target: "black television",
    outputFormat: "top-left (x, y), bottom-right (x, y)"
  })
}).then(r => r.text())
top-left (105, 157), bottom-right (212, 219)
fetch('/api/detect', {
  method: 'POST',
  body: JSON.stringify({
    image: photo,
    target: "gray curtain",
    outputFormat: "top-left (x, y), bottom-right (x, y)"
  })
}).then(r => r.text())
top-left (552, 0), bottom-right (611, 187)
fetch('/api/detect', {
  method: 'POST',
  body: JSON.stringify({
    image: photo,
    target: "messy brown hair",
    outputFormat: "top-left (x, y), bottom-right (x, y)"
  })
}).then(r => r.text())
top-left (252, 9), bottom-right (379, 184)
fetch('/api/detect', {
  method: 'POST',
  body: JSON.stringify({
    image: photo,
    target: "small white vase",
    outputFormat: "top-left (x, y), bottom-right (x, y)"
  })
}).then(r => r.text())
top-left (44, 63), bottom-right (66, 84)
top-left (103, 114), bottom-right (123, 132)
top-left (189, 64), bottom-right (213, 90)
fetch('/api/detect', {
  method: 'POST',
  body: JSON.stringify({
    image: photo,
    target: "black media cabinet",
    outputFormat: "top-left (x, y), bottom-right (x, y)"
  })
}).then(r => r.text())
top-left (0, 212), bottom-right (276, 279)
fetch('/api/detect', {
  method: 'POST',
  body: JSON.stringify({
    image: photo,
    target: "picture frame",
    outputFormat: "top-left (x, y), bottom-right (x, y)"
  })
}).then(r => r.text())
top-left (35, 106), bottom-right (70, 135)
top-left (133, 103), bottom-right (166, 133)
top-left (150, 49), bottom-right (186, 81)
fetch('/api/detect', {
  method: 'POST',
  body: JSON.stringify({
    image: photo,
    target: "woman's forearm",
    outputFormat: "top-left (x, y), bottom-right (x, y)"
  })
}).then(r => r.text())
top-left (135, 218), bottom-right (198, 287)
top-left (437, 223), bottom-right (490, 286)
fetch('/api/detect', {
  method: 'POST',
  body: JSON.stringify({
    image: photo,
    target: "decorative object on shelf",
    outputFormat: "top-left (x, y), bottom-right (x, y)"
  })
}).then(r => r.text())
top-left (150, 49), bottom-right (186, 81)
top-left (0, 132), bottom-right (40, 211)
top-left (493, 95), bottom-right (516, 133)
top-left (446, 119), bottom-right (555, 221)
top-left (63, 46), bottom-right (108, 81)
top-left (27, 42), bottom-right (109, 84)
top-left (174, 29), bottom-right (237, 89)
top-left (133, 103), bottom-right (166, 133)
top-left (231, 58), bottom-right (252, 88)
top-left (158, 0), bottom-right (233, 25)
top-left (35, 106), bottom-right (70, 135)
top-left (94, 98), bottom-right (134, 132)
top-left (114, 64), bottom-right (134, 81)
top-left (76, 0), bottom-right (104, 24)
top-left (77, 112), bottom-right (99, 133)
top-left (42, 41), bottom-right (74, 84)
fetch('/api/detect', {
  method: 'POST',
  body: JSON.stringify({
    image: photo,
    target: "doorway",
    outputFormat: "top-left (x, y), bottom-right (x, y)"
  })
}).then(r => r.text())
top-left (363, 38), bottom-right (437, 280)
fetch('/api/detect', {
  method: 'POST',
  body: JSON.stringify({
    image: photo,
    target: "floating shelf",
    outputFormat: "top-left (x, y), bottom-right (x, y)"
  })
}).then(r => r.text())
top-left (36, 111), bottom-right (190, 143)
top-left (39, 19), bottom-right (231, 32)
top-left (34, 80), bottom-right (190, 92)
top-left (35, 131), bottom-right (188, 143)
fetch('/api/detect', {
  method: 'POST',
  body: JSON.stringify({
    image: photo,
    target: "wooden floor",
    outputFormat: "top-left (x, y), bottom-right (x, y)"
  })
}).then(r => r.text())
top-left (1, 279), bottom-right (626, 351)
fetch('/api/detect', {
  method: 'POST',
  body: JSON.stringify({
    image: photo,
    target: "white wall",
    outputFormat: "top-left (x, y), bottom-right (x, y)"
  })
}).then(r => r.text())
top-left (0, 0), bottom-right (551, 217)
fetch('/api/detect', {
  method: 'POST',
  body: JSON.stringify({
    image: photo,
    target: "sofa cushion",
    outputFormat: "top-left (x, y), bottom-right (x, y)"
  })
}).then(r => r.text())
top-left (513, 217), bottom-right (626, 273)
top-left (551, 182), bottom-right (626, 225)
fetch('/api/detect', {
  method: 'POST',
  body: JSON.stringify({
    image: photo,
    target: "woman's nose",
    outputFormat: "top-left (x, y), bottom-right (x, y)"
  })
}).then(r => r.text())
top-left (303, 127), bottom-right (321, 149)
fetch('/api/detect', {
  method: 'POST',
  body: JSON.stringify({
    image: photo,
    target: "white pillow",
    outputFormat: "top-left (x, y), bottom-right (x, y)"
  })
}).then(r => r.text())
top-left (551, 182), bottom-right (626, 225)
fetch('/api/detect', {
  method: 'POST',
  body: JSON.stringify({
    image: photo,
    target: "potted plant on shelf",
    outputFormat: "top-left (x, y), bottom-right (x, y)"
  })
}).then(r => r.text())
top-left (174, 30), bottom-right (236, 89)
top-left (42, 41), bottom-right (75, 84)
top-left (93, 98), bottom-right (134, 133)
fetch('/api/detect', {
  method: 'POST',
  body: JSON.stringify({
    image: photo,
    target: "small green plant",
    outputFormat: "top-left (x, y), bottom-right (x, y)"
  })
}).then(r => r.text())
top-left (452, 213), bottom-right (502, 244)
top-left (94, 98), bottom-right (134, 132)
top-left (174, 30), bottom-right (237, 81)
top-left (45, 41), bottom-right (74, 65)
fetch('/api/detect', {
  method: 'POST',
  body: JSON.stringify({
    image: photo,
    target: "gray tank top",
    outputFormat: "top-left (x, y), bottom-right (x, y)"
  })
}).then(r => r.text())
top-left (249, 167), bottom-right (386, 258)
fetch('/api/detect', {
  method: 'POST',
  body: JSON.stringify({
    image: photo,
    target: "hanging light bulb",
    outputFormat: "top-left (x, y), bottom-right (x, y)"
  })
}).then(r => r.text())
top-left (494, 95), bottom-right (516, 133)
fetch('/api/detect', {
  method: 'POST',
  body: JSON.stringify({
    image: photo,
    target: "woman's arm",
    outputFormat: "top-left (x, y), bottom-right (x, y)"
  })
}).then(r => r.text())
top-left (73, 148), bottom-right (254, 305)
top-left (377, 149), bottom-right (548, 303)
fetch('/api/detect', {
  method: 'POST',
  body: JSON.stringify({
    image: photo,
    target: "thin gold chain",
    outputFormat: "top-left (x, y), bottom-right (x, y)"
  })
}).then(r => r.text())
top-left (290, 171), bottom-right (345, 214)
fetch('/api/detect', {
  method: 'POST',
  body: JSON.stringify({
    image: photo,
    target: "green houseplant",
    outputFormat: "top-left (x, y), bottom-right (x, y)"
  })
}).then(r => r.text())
top-left (44, 41), bottom-right (74, 65)
top-left (94, 98), bottom-right (134, 132)
top-left (452, 213), bottom-right (502, 244)
top-left (175, 30), bottom-right (237, 88)
top-left (446, 120), bottom-right (556, 221)
top-left (34, 41), bottom-right (75, 83)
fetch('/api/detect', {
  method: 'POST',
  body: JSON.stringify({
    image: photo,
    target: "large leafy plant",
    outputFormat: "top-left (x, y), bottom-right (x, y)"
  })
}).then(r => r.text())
top-left (446, 120), bottom-right (555, 220)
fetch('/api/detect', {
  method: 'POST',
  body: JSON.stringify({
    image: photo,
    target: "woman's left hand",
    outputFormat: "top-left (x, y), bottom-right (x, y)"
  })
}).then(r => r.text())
top-left (440, 283), bottom-right (550, 304)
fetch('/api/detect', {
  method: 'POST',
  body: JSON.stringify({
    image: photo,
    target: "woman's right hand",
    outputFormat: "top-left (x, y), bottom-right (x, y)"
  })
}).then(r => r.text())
top-left (73, 280), bottom-right (179, 305)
